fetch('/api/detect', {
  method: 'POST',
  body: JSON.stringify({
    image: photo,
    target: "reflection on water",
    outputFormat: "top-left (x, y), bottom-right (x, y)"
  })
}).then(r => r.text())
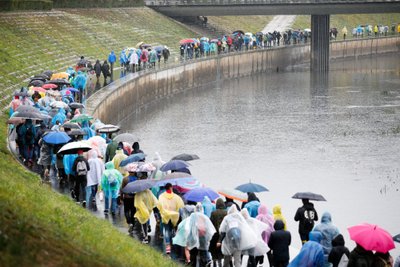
top-left (121, 53), bottom-right (400, 256)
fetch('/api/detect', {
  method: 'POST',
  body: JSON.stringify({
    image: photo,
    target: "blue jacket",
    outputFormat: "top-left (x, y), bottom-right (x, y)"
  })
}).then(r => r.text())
top-left (108, 51), bottom-right (116, 64)
top-left (289, 231), bottom-right (324, 267)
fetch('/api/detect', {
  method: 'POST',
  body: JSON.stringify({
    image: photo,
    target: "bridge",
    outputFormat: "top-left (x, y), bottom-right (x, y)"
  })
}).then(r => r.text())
top-left (144, 0), bottom-right (400, 71)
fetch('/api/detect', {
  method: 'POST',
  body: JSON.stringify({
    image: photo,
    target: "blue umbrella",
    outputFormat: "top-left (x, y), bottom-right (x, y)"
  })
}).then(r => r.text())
top-left (122, 179), bottom-right (156, 194)
top-left (160, 160), bottom-right (191, 172)
top-left (235, 182), bottom-right (269, 193)
top-left (120, 153), bottom-right (146, 167)
top-left (42, 131), bottom-right (71, 145)
top-left (183, 187), bottom-right (219, 202)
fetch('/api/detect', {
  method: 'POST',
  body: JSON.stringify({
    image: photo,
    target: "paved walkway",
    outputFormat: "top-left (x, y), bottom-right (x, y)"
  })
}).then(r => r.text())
top-left (262, 15), bottom-right (297, 33)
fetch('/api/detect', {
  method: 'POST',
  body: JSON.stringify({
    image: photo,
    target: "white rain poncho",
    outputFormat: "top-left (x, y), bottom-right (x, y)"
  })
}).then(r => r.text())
top-left (241, 208), bottom-right (270, 256)
top-left (173, 203), bottom-right (216, 250)
top-left (219, 205), bottom-right (257, 256)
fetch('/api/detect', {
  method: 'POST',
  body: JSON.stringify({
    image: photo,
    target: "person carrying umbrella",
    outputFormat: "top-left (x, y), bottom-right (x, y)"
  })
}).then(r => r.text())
top-left (313, 212), bottom-right (340, 265)
top-left (72, 149), bottom-right (90, 206)
top-left (105, 133), bottom-right (118, 162)
top-left (120, 163), bottom-right (139, 234)
top-left (243, 192), bottom-right (261, 218)
top-left (101, 161), bottom-right (123, 215)
top-left (294, 199), bottom-right (319, 245)
top-left (157, 182), bottom-right (184, 255)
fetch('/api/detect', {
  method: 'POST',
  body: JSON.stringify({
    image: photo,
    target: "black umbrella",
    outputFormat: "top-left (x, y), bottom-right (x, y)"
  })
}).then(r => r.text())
top-left (68, 102), bottom-right (85, 109)
top-left (42, 70), bottom-right (53, 79)
top-left (122, 179), bottom-right (156, 194)
top-left (292, 192), bottom-right (327, 201)
top-left (48, 108), bottom-right (59, 118)
top-left (57, 141), bottom-right (92, 155)
top-left (28, 80), bottom-right (44, 87)
top-left (13, 91), bottom-right (29, 97)
top-left (394, 234), bottom-right (400, 243)
top-left (30, 75), bottom-right (47, 82)
top-left (62, 122), bottom-right (81, 130)
top-left (46, 79), bottom-right (70, 86)
top-left (12, 111), bottom-right (47, 120)
top-left (160, 160), bottom-right (191, 172)
top-left (233, 30), bottom-right (244, 35)
top-left (171, 153), bottom-right (200, 161)
top-left (67, 129), bottom-right (87, 136)
top-left (15, 105), bottom-right (42, 114)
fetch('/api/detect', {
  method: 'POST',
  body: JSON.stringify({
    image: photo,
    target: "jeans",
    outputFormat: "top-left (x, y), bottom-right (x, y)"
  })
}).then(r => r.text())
top-left (104, 190), bottom-right (118, 213)
top-left (163, 221), bottom-right (174, 253)
top-left (85, 184), bottom-right (98, 208)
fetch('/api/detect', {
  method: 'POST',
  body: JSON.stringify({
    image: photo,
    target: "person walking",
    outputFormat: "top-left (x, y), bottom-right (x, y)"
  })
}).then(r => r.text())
top-left (108, 50), bottom-right (116, 77)
top-left (101, 161), bottom-right (123, 215)
top-left (120, 163), bottom-right (138, 234)
top-left (294, 199), bottom-right (319, 245)
top-left (273, 204), bottom-right (288, 230)
top-left (86, 150), bottom-right (104, 210)
top-left (342, 26), bottom-right (348, 40)
top-left (93, 59), bottom-right (102, 81)
top-left (157, 182), bottom-right (184, 255)
top-left (129, 49), bottom-right (138, 73)
top-left (243, 192), bottom-right (260, 218)
top-left (289, 231), bottom-right (324, 267)
top-left (101, 60), bottom-right (110, 86)
top-left (134, 187), bottom-right (158, 244)
top-left (313, 211), bottom-right (340, 265)
top-left (268, 219), bottom-right (292, 267)
top-left (256, 204), bottom-right (275, 266)
top-left (209, 198), bottom-right (228, 267)
top-left (328, 234), bottom-right (350, 267)
top-left (72, 149), bottom-right (90, 206)
top-left (18, 119), bottom-right (36, 167)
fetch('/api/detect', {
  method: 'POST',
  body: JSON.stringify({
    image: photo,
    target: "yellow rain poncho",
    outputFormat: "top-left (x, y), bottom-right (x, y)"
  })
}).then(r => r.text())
top-left (51, 72), bottom-right (69, 80)
top-left (157, 191), bottom-right (184, 227)
top-left (111, 149), bottom-right (128, 177)
top-left (134, 189), bottom-right (158, 224)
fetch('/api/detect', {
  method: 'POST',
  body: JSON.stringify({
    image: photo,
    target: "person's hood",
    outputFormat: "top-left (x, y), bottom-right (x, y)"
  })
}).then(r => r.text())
top-left (227, 204), bottom-right (238, 215)
top-left (132, 142), bottom-right (140, 150)
top-left (273, 204), bottom-right (282, 215)
top-left (105, 161), bottom-right (115, 170)
top-left (202, 196), bottom-right (212, 205)
top-left (258, 204), bottom-right (269, 215)
top-left (195, 203), bottom-right (204, 213)
top-left (90, 150), bottom-right (98, 159)
top-left (96, 59), bottom-right (100, 64)
top-left (321, 212), bottom-right (332, 223)
top-left (332, 234), bottom-right (345, 247)
top-left (309, 231), bottom-right (323, 243)
top-left (240, 208), bottom-right (250, 219)
top-left (247, 192), bottom-right (259, 202)
top-left (274, 219), bottom-right (285, 230)
top-left (216, 198), bottom-right (225, 209)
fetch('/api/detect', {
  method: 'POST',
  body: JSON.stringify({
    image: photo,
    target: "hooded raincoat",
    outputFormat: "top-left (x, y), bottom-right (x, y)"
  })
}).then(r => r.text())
top-left (157, 189), bottom-right (184, 226)
top-left (111, 149), bottom-right (128, 177)
top-left (201, 196), bottom-right (216, 218)
top-left (219, 205), bottom-right (257, 256)
top-left (273, 204), bottom-right (288, 230)
top-left (243, 192), bottom-right (260, 218)
top-left (101, 161), bottom-right (123, 199)
top-left (268, 219), bottom-right (292, 265)
top-left (240, 208), bottom-right (269, 256)
top-left (256, 204), bottom-right (275, 244)
top-left (134, 189), bottom-right (158, 224)
top-left (313, 212), bottom-right (340, 257)
top-left (87, 150), bottom-right (104, 187)
top-left (289, 231), bottom-right (324, 267)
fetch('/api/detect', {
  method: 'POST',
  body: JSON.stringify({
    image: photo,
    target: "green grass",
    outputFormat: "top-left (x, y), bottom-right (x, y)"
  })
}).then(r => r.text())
top-left (0, 113), bottom-right (179, 266)
top-left (207, 15), bottom-right (274, 34)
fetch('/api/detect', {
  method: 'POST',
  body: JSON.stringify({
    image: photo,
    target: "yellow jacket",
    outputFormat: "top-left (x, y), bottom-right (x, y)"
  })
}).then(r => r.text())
top-left (111, 149), bottom-right (128, 177)
top-left (157, 191), bottom-right (184, 226)
top-left (273, 204), bottom-right (288, 230)
top-left (134, 189), bottom-right (158, 224)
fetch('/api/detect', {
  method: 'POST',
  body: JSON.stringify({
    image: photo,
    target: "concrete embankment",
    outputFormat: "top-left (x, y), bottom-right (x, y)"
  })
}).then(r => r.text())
top-left (86, 37), bottom-right (400, 124)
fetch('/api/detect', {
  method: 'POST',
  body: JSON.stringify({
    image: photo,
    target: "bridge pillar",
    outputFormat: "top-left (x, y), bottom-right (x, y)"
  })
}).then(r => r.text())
top-left (311, 14), bottom-right (330, 72)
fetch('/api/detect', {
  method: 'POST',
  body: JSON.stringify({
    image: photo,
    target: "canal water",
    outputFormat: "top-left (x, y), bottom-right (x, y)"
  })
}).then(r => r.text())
top-left (120, 53), bottom-right (400, 258)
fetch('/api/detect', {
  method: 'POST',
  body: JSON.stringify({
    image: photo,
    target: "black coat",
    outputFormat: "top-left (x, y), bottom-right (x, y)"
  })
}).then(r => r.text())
top-left (294, 202), bottom-right (318, 234)
top-left (101, 62), bottom-right (110, 77)
top-left (347, 244), bottom-right (374, 267)
top-left (94, 61), bottom-right (102, 76)
top-left (328, 234), bottom-right (350, 267)
top-left (268, 220), bottom-right (291, 263)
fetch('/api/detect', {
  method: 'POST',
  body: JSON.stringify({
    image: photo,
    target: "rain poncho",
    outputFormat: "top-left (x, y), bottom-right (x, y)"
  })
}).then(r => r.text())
top-left (240, 208), bottom-right (270, 256)
top-left (81, 121), bottom-right (95, 140)
top-left (87, 151), bottom-right (104, 187)
top-left (174, 203), bottom-right (216, 251)
top-left (101, 161), bottom-right (123, 199)
top-left (149, 152), bottom-right (165, 179)
top-left (201, 196), bottom-right (216, 218)
top-left (273, 204), bottom-right (288, 230)
top-left (134, 189), bottom-right (158, 224)
top-left (63, 154), bottom-right (78, 175)
top-left (72, 71), bottom-right (87, 90)
top-left (51, 108), bottom-right (66, 126)
top-left (256, 204), bottom-right (275, 244)
top-left (219, 205), bottom-right (257, 256)
top-left (108, 51), bottom-right (116, 64)
top-left (289, 231), bottom-right (324, 267)
top-left (243, 192), bottom-right (260, 217)
top-left (157, 190), bottom-right (184, 226)
top-left (111, 149), bottom-right (128, 177)
top-left (313, 212), bottom-right (340, 256)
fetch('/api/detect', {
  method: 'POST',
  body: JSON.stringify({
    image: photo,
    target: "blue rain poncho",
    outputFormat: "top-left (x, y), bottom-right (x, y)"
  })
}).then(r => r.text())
top-left (108, 51), bottom-right (116, 64)
top-left (51, 108), bottom-right (66, 126)
top-left (313, 212), bottom-right (340, 256)
top-left (63, 154), bottom-right (78, 175)
top-left (101, 161), bottom-right (123, 199)
top-left (173, 203), bottom-right (216, 250)
top-left (240, 208), bottom-right (270, 256)
top-left (289, 231), bottom-right (324, 267)
top-left (201, 196), bottom-right (216, 218)
top-left (219, 205), bottom-right (257, 256)
top-left (81, 121), bottom-right (95, 140)
top-left (72, 71), bottom-right (87, 90)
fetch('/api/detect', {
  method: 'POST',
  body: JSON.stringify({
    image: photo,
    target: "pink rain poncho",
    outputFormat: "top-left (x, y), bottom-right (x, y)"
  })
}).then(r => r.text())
top-left (219, 205), bottom-right (257, 256)
top-left (256, 204), bottom-right (275, 244)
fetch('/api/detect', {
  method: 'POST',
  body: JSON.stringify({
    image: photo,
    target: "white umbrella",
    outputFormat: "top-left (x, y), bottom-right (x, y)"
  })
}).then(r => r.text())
top-left (50, 101), bottom-right (68, 109)
top-left (97, 124), bottom-right (120, 133)
top-left (57, 141), bottom-right (92, 155)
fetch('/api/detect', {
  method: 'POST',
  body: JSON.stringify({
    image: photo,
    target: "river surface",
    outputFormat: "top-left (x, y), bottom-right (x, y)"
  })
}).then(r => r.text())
top-left (120, 53), bottom-right (400, 258)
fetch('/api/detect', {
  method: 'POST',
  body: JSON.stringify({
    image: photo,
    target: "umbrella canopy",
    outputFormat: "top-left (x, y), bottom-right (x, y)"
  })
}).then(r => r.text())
top-left (348, 223), bottom-right (395, 253)
top-left (136, 162), bottom-right (156, 173)
top-left (161, 172), bottom-right (193, 180)
top-left (160, 160), bottom-right (191, 172)
top-left (292, 192), bottom-right (326, 201)
top-left (218, 188), bottom-right (248, 202)
top-left (7, 117), bottom-right (25, 125)
top-left (120, 153), bottom-right (146, 167)
top-left (47, 79), bottom-right (70, 86)
top-left (97, 124), bottom-right (120, 134)
top-left (142, 44), bottom-right (152, 49)
top-left (68, 102), bottom-right (85, 109)
top-left (50, 101), bottom-right (69, 109)
top-left (210, 39), bottom-right (219, 43)
top-left (29, 80), bottom-right (44, 87)
top-left (156, 172), bottom-right (194, 187)
top-left (16, 105), bottom-right (41, 114)
top-left (122, 179), bottom-right (156, 194)
top-left (31, 87), bottom-right (46, 93)
top-left (67, 129), bottom-right (87, 136)
top-left (136, 41), bottom-right (144, 48)
top-left (51, 72), bottom-right (69, 80)
top-left (12, 111), bottom-right (47, 120)
top-left (184, 187), bottom-right (219, 202)
top-left (235, 182), bottom-right (269, 193)
top-left (393, 233), bottom-right (400, 243)
top-left (175, 178), bottom-right (202, 193)
top-left (153, 45), bottom-right (165, 53)
top-left (42, 83), bottom-right (58, 89)
top-left (30, 74), bottom-right (48, 81)
top-left (113, 133), bottom-right (139, 144)
top-left (65, 87), bottom-right (80, 93)
top-left (43, 131), bottom-right (71, 145)
top-left (232, 30), bottom-right (245, 35)
top-left (70, 114), bottom-right (94, 123)
top-left (171, 153), bottom-right (199, 161)
top-left (179, 38), bottom-right (196, 45)
top-left (200, 37), bottom-right (209, 42)
top-left (62, 122), bottom-right (81, 130)
top-left (57, 141), bottom-right (92, 155)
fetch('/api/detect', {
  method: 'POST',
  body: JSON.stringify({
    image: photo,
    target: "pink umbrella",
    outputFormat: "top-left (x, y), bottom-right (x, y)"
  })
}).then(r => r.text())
top-left (31, 87), bottom-right (46, 93)
top-left (42, 83), bottom-right (58, 89)
top-left (348, 223), bottom-right (395, 253)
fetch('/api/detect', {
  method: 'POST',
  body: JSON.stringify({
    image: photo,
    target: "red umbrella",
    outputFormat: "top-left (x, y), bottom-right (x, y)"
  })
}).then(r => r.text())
top-left (42, 83), bottom-right (58, 89)
top-left (179, 38), bottom-right (196, 45)
top-left (31, 87), bottom-right (46, 93)
top-left (348, 223), bottom-right (395, 253)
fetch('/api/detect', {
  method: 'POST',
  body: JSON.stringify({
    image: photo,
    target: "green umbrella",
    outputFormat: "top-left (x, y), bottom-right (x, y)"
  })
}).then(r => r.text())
top-left (70, 114), bottom-right (93, 123)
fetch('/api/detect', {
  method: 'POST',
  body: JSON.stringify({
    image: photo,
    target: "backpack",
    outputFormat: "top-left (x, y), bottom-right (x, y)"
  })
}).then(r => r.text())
top-left (227, 227), bottom-right (241, 250)
top-left (108, 172), bottom-right (118, 187)
top-left (25, 126), bottom-right (34, 143)
top-left (303, 209), bottom-right (316, 231)
top-left (76, 160), bottom-right (88, 176)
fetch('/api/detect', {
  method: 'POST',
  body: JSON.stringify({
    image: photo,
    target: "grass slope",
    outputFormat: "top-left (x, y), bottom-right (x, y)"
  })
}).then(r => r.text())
top-left (0, 114), bottom-right (178, 266)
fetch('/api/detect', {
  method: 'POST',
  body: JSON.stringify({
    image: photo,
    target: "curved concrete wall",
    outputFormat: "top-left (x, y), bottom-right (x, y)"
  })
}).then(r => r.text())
top-left (86, 37), bottom-right (400, 125)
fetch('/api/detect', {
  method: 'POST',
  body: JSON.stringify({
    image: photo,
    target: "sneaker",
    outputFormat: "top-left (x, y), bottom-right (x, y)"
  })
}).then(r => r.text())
top-left (142, 238), bottom-right (149, 244)
top-left (70, 190), bottom-right (76, 199)
top-left (147, 224), bottom-right (151, 233)
top-left (128, 224), bottom-right (134, 233)
top-left (82, 201), bottom-right (86, 208)
top-left (104, 209), bottom-right (109, 214)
